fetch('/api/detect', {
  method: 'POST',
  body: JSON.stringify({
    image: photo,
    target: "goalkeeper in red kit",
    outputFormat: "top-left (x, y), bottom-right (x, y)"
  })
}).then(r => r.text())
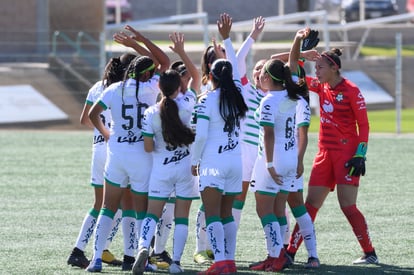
top-left (285, 47), bottom-right (378, 265)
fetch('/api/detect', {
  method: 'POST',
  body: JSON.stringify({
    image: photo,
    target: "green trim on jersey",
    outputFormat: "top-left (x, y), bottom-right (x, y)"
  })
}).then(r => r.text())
top-left (142, 131), bottom-right (154, 137)
top-left (86, 99), bottom-right (93, 105)
top-left (98, 100), bottom-right (108, 110)
top-left (197, 114), bottom-right (210, 120)
top-left (91, 182), bottom-right (103, 188)
top-left (131, 189), bottom-right (148, 196)
top-left (297, 122), bottom-right (310, 128)
top-left (259, 121), bottom-right (274, 127)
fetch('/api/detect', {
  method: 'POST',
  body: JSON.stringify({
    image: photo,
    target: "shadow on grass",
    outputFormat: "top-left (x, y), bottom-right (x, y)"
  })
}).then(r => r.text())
top-left (232, 260), bottom-right (414, 275)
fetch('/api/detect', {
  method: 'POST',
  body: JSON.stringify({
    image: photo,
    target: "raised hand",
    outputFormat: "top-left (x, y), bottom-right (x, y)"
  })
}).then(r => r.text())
top-left (250, 16), bottom-right (266, 41)
top-left (168, 32), bottom-right (185, 55)
top-left (113, 31), bottom-right (137, 48)
top-left (217, 13), bottom-right (232, 40)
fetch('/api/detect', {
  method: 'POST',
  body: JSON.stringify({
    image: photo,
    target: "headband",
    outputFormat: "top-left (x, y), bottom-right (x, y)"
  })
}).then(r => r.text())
top-left (265, 63), bottom-right (284, 83)
top-left (322, 54), bottom-right (339, 69)
top-left (140, 63), bottom-right (155, 74)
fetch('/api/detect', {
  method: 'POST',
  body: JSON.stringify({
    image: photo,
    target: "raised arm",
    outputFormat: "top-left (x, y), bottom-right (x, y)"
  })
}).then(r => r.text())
top-left (287, 27), bottom-right (310, 74)
top-left (169, 32), bottom-right (200, 93)
top-left (217, 13), bottom-right (240, 81)
top-left (124, 25), bottom-right (170, 73)
top-left (236, 16), bottom-right (265, 78)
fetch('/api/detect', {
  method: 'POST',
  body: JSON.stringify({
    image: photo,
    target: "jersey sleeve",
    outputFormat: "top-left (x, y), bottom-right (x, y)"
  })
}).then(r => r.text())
top-left (191, 95), bottom-right (210, 165)
top-left (141, 106), bottom-right (155, 137)
top-left (258, 97), bottom-right (275, 128)
top-left (296, 96), bottom-right (311, 128)
top-left (306, 75), bottom-right (322, 94)
top-left (349, 87), bottom-right (369, 143)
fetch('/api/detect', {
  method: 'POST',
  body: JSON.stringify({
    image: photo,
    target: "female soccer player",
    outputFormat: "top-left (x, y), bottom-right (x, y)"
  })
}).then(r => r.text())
top-left (285, 48), bottom-right (378, 265)
top-left (248, 28), bottom-right (309, 272)
top-left (191, 13), bottom-right (248, 275)
top-left (132, 69), bottom-right (198, 275)
top-left (67, 53), bottom-right (135, 269)
top-left (85, 30), bottom-right (170, 272)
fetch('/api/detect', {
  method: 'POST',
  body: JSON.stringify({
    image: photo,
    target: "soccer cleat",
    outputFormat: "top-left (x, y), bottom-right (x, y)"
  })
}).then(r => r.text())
top-left (85, 258), bottom-right (102, 273)
top-left (284, 251), bottom-right (294, 268)
top-left (264, 254), bottom-right (288, 272)
top-left (67, 247), bottom-right (89, 269)
top-left (197, 260), bottom-right (235, 275)
top-left (150, 250), bottom-right (173, 268)
top-left (353, 251), bottom-right (379, 265)
top-left (169, 262), bottom-right (184, 273)
top-left (206, 249), bottom-right (214, 260)
top-left (249, 256), bottom-right (274, 271)
top-left (101, 249), bottom-right (122, 266)
top-left (132, 247), bottom-right (149, 275)
top-left (145, 262), bottom-right (158, 271)
top-left (121, 255), bottom-right (135, 271)
top-left (304, 257), bottom-right (320, 269)
top-left (194, 250), bottom-right (213, 264)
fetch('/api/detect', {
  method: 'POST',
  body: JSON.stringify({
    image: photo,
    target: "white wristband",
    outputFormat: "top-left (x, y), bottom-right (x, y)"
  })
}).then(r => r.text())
top-left (266, 162), bottom-right (273, 168)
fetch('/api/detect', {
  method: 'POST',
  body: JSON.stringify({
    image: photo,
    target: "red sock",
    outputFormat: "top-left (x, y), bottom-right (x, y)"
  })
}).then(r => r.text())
top-left (287, 203), bottom-right (318, 254)
top-left (341, 204), bottom-right (374, 253)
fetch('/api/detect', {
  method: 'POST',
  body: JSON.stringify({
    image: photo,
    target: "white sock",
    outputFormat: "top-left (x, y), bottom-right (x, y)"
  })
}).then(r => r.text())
top-left (138, 216), bottom-right (157, 250)
top-left (296, 213), bottom-right (318, 258)
top-left (122, 213), bottom-right (137, 257)
top-left (284, 208), bottom-right (291, 246)
top-left (74, 209), bottom-right (98, 251)
top-left (91, 213), bottom-right (113, 261)
top-left (105, 209), bottom-right (122, 250)
top-left (263, 221), bottom-right (283, 258)
top-left (154, 202), bottom-right (174, 254)
top-left (223, 219), bottom-right (237, 260)
top-left (172, 222), bottom-right (188, 262)
top-left (195, 208), bottom-right (208, 253)
top-left (206, 220), bottom-right (225, 262)
top-left (232, 208), bottom-right (242, 230)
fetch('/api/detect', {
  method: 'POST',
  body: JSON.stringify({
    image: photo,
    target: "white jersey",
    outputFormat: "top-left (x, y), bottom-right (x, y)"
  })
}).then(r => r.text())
top-left (250, 90), bottom-right (298, 193)
top-left (240, 83), bottom-right (265, 147)
top-left (142, 89), bottom-right (198, 198)
top-left (142, 89), bottom-right (196, 164)
top-left (296, 96), bottom-right (311, 131)
top-left (98, 75), bottom-right (160, 152)
top-left (86, 80), bottom-right (111, 150)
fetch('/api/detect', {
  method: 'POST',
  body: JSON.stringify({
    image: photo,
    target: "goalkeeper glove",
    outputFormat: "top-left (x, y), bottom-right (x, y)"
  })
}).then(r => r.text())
top-left (301, 29), bottom-right (319, 51)
top-left (345, 142), bottom-right (367, 177)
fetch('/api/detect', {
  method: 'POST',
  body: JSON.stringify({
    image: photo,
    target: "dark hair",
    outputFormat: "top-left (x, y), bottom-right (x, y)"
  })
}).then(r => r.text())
top-left (210, 58), bottom-right (248, 133)
top-left (159, 70), bottom-right (195, 147)
top-left (102, 53), bottom-right (136, 87)
top-left (264, 59), bottom-right (308, 100)
top-left (121, 55), bottom-right (155, 103)
top-left (321, 48), bottom-right (342, 69)
top-left (170, 60), bottom-right (187, 76)
top-left (200, 45), bottom-right (225, 86)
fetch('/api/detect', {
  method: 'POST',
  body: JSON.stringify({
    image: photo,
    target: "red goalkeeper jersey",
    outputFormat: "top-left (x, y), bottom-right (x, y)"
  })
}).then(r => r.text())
top-left (307, 76), bottom-right (369, 151)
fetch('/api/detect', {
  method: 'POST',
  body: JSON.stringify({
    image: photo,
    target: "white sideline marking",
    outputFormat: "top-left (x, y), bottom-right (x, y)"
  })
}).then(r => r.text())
top-left (0, 85), bottom-right (68, 124)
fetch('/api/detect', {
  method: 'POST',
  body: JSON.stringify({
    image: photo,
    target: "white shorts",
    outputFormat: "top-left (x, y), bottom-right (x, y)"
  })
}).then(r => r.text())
top-left (241, 142), bottom-right (258, 182)
top-left (198, 155), bottom-right (242, 195)
top-left (250, 155), bottom-right (297, 194)
top-left (90, 146), bottom-right (106, 187)
top-left (148, 162), bottom-right (199, 200)
top-left (104, 147), bottom-right (152, 193)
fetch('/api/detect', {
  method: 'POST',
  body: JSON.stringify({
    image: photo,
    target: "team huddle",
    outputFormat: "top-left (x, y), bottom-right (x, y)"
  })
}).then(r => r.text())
top-left (67, 13), bottom-right (378, 275)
